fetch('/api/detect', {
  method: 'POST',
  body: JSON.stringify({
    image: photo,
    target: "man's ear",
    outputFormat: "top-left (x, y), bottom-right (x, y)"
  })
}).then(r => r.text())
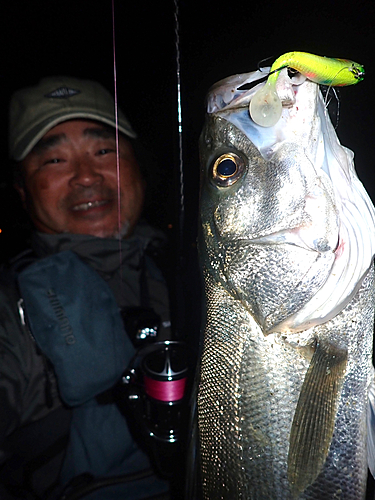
top-left (14, 182), bottom-right (26, 206)
top-left (13, 161), bottom-right (27, 206)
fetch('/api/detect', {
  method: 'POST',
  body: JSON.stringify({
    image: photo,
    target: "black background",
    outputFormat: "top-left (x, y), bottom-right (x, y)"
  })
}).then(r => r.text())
top-left (1, 0), bottom-right (375, 260)
top-left (2, 2), bottom-right (375, 495)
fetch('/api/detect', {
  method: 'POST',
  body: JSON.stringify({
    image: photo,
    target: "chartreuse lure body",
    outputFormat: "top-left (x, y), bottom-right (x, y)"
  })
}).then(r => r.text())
top-left (250, 51), bottom-right (365, 127)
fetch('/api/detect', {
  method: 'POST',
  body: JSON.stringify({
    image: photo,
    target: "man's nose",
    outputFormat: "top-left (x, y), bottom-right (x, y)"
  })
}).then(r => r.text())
top-left (69, 156), bottom-right (104, 187)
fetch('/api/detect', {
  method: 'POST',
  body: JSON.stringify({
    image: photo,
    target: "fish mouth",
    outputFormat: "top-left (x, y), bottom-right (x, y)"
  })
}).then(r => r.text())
top-left (71, 199), bottom-right (111, 212)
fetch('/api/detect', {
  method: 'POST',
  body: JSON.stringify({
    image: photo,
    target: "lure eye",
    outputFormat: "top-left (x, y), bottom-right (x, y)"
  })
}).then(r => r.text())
top-left (211, 153), bottom-right (245, 187)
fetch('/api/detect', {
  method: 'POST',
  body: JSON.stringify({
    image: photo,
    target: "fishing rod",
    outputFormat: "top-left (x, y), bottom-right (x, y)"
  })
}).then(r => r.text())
top-left (174, 0), bottom-right (185, 252)
top-left (104, 4), bottom-right (190, 489)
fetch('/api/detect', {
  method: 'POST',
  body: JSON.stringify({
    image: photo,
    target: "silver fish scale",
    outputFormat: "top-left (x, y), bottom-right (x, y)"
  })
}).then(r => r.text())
top-left (199, 267), bottom-right (308, 499)
top-left (199, 266), bottom-right (374, 499)
top-left (223, 242), bottom-right (335, 332)
top-left (198, 270), bottom-right (247, 498)
top-left (299, 266), bottom-right (375, 499)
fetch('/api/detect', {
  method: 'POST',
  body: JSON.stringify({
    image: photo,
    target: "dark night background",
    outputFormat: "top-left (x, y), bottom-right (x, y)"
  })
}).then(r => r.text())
top-left (1, 0), bottom-right (374, 262)
top-left (1, 1), bottom-right (375, 496)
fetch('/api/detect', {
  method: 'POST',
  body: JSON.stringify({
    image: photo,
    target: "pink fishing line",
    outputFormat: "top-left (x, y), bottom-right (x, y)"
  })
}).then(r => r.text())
top-left (144, 375), bottom-right (187, 402)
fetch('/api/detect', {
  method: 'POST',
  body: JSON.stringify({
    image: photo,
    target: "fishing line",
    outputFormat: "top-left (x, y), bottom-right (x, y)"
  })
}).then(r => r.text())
top-left (325, 65), bottom-right (354, 109)
top-left (323, 66), bottom-right (346, 129)
top-left (257, 55), bottom-right (275, 72)
top-left (322, 86), bottom-right (340, 129)
top-left (111, 0), bottom-right (123, 268)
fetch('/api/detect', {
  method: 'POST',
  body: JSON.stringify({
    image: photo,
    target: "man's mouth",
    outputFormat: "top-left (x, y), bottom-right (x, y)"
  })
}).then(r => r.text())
top-left (71, 199), bottom-right (110, 211)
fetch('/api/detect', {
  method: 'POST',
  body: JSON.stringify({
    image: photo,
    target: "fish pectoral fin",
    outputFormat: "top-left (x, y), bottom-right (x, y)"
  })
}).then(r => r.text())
top-left (287, 339), bottom-right (348, 496)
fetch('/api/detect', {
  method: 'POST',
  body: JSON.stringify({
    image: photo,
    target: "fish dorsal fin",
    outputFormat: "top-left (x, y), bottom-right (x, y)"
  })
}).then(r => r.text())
top-left (288, 339), bottom-right (347, 496)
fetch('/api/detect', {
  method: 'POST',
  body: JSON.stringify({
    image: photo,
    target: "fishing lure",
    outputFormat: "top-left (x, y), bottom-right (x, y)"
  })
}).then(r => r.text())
top-left (250, 51), bottom-right (365, 127)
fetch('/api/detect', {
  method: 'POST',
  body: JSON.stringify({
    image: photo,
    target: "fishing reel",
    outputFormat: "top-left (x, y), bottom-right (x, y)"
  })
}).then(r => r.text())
top-left (114, 308), bottom-right (189, 477)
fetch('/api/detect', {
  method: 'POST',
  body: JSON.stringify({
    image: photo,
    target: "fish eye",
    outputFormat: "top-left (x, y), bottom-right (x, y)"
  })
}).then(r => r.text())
top-left (211, 153), bottom-right (245, 187)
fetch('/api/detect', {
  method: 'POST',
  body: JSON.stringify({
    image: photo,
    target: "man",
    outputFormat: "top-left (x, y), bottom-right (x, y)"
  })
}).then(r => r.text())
top-left (0, 76), bottom-right (174, 499)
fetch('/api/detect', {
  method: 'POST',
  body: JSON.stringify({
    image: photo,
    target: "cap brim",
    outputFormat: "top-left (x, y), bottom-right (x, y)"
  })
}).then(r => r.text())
top-left (14, 110), bottom-right (137, 161)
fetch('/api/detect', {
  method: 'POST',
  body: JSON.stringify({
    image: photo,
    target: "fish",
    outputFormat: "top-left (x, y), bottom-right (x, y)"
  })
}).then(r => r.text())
top-left (197, 58), bottom-right (375, 499)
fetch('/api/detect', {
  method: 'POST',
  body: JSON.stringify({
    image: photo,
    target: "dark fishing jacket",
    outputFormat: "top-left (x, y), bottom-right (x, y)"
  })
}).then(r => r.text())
top-left (0, 223), bottom-right (173, 500)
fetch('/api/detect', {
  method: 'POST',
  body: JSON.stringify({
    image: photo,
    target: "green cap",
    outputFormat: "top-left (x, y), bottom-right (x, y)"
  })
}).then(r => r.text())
top-left (9, 76), bottom-right (137, 161)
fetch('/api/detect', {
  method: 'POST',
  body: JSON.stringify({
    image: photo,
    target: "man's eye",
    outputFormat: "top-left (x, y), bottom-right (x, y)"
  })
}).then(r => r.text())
top-left (43, 158), bottom-right (61, 165)
top-left (97, 148), bottom-right (114, 155)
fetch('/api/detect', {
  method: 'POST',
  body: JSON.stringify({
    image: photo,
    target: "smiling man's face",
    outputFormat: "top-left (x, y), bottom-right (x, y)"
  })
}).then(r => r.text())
top-left (16, 119), bottom-right (145, 238)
